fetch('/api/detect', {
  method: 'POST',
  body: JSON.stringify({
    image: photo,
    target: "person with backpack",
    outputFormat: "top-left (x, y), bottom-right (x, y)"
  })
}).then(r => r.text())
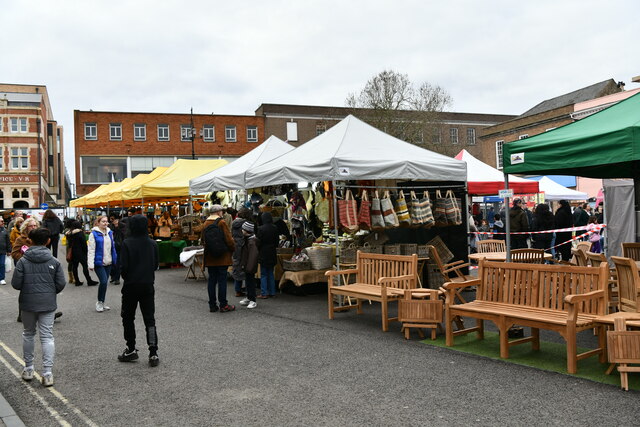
top-left (201, 204), bottom-right (235, 313)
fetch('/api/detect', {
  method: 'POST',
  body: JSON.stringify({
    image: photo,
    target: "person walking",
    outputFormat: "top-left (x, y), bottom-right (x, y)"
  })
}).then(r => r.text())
top-left (67, 220), bottom-right (98, 287)
top-left (530, 203), bottom-right (555, 253)
top-left (555, 200), bottom-right (574, 262)
top-left (509, 199), bottom-right (529, 249)
top-left (231, 207), bottom-right (253, 297)
top-left (12, 227), bottom-right (66, 387)
top-left (238, 221), bottom-right (259, 309)
top-left (88, 216), bottom-right (117, 312)
top-left (257, 211), bottom-right (279, 299)
top-left (42, 210), bottom-right (63, 258)
top-left (117, 214), bottom-right (160, 367)
top-left (109, 217), bottom-right (126, 286)
top-left (10, 217), bottom-right (25, 249)
top-left (0, 217), bottom-right (10, 285)
top-left (12, 218), bottom-right (41, 323)
top-left (201, 204), bottom-right (235, 313)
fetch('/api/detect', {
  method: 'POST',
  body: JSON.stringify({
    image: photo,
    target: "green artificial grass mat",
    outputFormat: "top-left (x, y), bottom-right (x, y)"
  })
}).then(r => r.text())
top-left (422, 331), bottom-right (640, 390)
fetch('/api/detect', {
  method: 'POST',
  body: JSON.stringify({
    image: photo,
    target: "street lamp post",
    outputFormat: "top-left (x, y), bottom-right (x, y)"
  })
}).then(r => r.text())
top-left (190, 107), bottom-right (196, 160)
top-left (36, 118), bottom-right (42, 207)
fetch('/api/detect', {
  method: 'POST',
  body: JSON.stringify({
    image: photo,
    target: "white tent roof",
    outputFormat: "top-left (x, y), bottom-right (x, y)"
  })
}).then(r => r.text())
top-left (245, 115), bottom-right (466, 187)
top-left (538, 176), bottom-right (588, 200)
top-left (189, 136), bottom-right (293, 193)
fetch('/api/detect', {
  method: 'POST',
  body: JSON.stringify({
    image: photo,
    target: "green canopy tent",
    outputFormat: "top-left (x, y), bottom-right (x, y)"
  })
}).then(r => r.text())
top-left (501, 91), bottom-right (640, 251)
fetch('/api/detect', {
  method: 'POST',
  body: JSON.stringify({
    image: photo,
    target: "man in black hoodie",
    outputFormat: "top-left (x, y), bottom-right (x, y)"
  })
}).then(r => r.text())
top-left (118, 214), bottom-right (160, 367)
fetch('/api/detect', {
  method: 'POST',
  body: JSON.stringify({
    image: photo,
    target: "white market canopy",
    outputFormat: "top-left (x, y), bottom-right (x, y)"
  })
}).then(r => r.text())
top-left (245, 115), bottom-right (467, 187)
top-left (537, 176), bottom-right (588, 201)
top-left (189, 136), bottom-right (293, 194)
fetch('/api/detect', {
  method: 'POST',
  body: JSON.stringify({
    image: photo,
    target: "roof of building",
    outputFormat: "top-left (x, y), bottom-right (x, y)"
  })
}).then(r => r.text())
top-left (520, 79), bottom-right (622, 117)
top-left (0, 92), bottom-right (42, 104)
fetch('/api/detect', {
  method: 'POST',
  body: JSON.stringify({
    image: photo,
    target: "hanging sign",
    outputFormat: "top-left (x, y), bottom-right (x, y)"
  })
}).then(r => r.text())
top-left (498, 189), bottom-right (513, 199)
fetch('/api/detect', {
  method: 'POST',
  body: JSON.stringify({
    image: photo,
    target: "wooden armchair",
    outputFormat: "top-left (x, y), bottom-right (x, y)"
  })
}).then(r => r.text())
top-left (576, 241), bottom-right (592, 254)
top-left (510, 248), bottom-right (545, 264)
top-left (398, 289), bottom-right (443, 340)
top-left (622, 242), bottom-right (640, 261)
top-left (607, 317), bottom-right (640, 391)
top-left (571, 248), bottom-right (589, 267)
top-left (611, 256), bottom-right (639, 313)
top-left (587, 251), bottom-right (618, 312)
top-left (476, 239), bottom-right (506, 254)
top-left (428, 245), bottom-right (474, 285)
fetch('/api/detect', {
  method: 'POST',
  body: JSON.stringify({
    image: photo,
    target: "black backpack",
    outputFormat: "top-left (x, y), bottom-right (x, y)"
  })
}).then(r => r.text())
top-left (203, 218), bottom-right (229, 257)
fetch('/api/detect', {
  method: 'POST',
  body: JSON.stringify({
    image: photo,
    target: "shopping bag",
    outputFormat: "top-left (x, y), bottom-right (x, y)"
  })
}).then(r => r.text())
top-left (421, 191), bottom-right (435, 227)
top-left (338, 189), bottom-right (359, 233)
top-left (315, 190), bottom-right (330, 223)
top-left (370, 191), bottom-right (385, 229)
top-left (395, 191), bottom-right (411, 226)
top-left (410, 190), bottom-right (434, 227)
top-left (434, 190), bottom-right (448, 226)
top-left (444, 190), bottom-right (462, 226)
top-left (358, 190), bottom-right (371, 230)
top-left (381, 191), bottom-right (399, 228)
top-left (5, 256), bottom-right (12, 273)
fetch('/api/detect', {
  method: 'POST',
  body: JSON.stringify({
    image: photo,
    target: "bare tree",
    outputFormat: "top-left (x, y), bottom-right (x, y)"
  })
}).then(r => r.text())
top-left (345, 70), bottom-right (455, 154)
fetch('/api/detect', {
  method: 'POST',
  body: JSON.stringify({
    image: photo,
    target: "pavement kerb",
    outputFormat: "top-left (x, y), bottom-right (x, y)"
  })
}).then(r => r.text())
top-left (0, 391), bottom-right (25, 427)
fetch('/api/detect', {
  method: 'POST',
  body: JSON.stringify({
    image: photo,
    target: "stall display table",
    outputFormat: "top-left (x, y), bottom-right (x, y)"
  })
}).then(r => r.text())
top-left (279, 269), bottom-right (331, 288)
top-left (158, 240), bottom-right (188, 265)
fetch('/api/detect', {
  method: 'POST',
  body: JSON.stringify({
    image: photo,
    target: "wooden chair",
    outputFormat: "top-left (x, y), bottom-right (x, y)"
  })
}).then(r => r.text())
top-left (476, 239), bottom-right (506, 254)
top-left (398, 289), bottom-right (443, 340)
top-left (576, 241), bottom-right (592, 254)
top-left (622, 242), bottom-right (640, 261)
top-left (607, 317), bottom-right (640, 391)
top-left (510, 248), bottom-right (545, 264)
top-left (611, 256), bottom-right (639, 313)
top-left (428, 245), bottom-right (474, 285)
top-left (586, 251), bottom-right (618, 313)
top-left (571, 248), bottom-right (588, 267)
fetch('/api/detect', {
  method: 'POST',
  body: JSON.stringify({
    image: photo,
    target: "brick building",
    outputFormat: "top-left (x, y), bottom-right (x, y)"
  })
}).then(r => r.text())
top-left (74, 111), bottom-right (264, 196)
top-left (478, 79), bottom-right (626, 169)
top-left (0, 84), bottom-right (66, 208)
top-left (255, 103), bottom-right (516, 159)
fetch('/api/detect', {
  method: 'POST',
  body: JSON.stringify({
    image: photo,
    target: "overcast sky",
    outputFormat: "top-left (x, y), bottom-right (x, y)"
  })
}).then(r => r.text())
top-left (4, 0), bottom-right (639, 184)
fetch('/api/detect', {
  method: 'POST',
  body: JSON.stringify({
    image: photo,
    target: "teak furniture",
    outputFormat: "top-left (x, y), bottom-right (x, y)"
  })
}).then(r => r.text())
top-left (622, 242), bottom-right (640, 261)
top-left (510, 248), bottom-right (545, 264)
top-left (468, 251), bottom-right (553, 262)
top-left (476, 239), bottom-right (506, 254)
top-left (443, 260), bottom-right (609, 374)
top-left (571, 248), bottom-right (589, 266)
top-left (397, 289), bottom-right (443, 340)
top-left (607, 317), bottom-right (640, 391)
top-left (326, 251), bottom-right (418, 332)
top-left (611, 256), bottom-right (639, 313)
top-left (587, 251), bottom-right (618, 312)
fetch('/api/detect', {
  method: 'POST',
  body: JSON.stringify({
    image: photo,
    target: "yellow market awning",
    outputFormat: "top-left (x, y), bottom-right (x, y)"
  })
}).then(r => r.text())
top-left (120, 167), bottom-right (170, 202)
top-left (70, 184), bottom-right (110, 207)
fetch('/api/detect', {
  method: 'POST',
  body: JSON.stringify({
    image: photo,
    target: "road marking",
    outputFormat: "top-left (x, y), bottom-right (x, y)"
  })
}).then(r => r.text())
top-left (0, 340), bottom-right (98, 427)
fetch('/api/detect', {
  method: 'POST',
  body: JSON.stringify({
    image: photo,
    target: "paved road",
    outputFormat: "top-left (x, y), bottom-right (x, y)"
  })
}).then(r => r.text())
top-left (0, 256), bottom-right (638, 426)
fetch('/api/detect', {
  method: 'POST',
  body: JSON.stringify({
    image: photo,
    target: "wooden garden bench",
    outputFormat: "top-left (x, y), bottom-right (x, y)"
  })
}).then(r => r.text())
top-left (326, 251), bottom-right (418, 332)
top-left (443, 260), bottom-right (609, 374)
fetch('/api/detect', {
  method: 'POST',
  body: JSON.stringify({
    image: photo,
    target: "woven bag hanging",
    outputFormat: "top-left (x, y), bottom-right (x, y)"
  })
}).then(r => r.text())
top-left (434, 190), bottom-right (448, 226)
top-left (338, 189), bottom-right (359, 233)
top-left (395, 190), bottom-right (411, 226)
top-left (358, 190), bottom-right (371, 230)
top-left (370, 190), bottom-right (385, 229)
top-left (381, 190), bottom-right (399, 228)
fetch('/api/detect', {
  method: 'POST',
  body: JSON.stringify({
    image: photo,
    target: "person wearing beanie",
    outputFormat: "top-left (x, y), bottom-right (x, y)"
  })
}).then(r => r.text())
top-left (238, 221), bottom-right (259, 309)
top-left (231, 208), bottom-right (253, 297)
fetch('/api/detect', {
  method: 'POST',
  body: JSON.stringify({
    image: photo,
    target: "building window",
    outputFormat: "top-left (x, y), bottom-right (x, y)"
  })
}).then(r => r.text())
top-left (110, 123), bottom-right (122, 141)
top-left (286, 122), bottom-right (298, 142)
top-left (21, 188), bottom-right (28, 198)
top-left (80, 156), bottom-right (128, 184)
top-left (130, 156), bottom-right (175, 176)
top-left (225, 126), bottom-right (236, 142)
top-left (181, 125), bottom-right (193, 142)
top-left (134, 124), bottom-right (146, 141)
top-left (0, 148), bottom-right (3, 169)
top-left (12, 189), bottom-right (19, 198)
top-left (84, 122), bottom-right (97, 140)
top-left (11, 118), bottom-right (28, 133)
top-left (202, 125), bottom-right (215, 142)
top-left (247, 126), bottom-right (258, 142)
top-left (450, 128), bottom-right (459, 144)
top-left (467, 128), bottom-right (476, 145)
top-left (157, 124), bottom-right (170, 141)
top-left (518, 134), bottom-right (529, 140)
top-left (432, 128), bottom-right (441, 144)
top-left (316, 125), bottom-right (326, 136)
top-left (496, 140), bottom-right (504, 169)
top-left (10, 147), bottom-right (29, 170)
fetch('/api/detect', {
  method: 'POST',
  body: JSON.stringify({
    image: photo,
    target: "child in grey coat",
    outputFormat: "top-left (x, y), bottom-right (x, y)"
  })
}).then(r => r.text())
top-left (12, 227), bottom-right (66, 387)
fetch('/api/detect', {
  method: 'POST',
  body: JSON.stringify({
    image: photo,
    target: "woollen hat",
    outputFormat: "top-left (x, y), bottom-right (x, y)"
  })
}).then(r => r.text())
top-left (242, 221), bottom-right (255, 234)
top-left (210, 204), bottom-right (224, 213)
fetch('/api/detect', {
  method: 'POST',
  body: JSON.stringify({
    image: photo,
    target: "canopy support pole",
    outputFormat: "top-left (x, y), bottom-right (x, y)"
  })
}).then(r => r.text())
top-left (188, 195), bottom-right (193, 215)
top-left (503, 173), bottom-right (511, 262)
top-left (634, 161), bottom-right (640, 242)
top-left (332, 181), bottom-right (340, 268)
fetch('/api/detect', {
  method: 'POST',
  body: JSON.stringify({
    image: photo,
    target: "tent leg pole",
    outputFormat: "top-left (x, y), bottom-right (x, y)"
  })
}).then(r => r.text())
top-left (504, 174), bottom-right (511, 261)
top-left (188, 195), bottom-right (193, 215)
top-left (633, 161), bottom-right (640, 242)
top-left (333, 181), bottom-right (340, 269)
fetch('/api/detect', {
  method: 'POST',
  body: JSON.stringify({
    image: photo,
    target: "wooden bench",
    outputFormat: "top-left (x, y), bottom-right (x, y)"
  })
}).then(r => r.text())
top-left (326, 251), bottom-right (418, 332)
top-left (443, 260), bottom-right (609, 374)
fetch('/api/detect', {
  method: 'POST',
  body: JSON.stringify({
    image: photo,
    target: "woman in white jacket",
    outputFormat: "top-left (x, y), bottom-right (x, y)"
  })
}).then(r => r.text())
top-left (88, 216), bottom-right (117, 312)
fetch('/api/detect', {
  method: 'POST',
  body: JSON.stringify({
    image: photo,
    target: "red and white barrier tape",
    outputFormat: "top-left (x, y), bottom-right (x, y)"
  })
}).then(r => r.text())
top-left (471, 224), bottom-right (606, 235)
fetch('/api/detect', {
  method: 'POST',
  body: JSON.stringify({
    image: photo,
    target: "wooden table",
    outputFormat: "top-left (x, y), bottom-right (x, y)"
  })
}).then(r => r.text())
top-left (593, 312), bottom-right (640, 375)
top-left (278, 269), bottom-right (331, 288)
top-left (185, 252), bottom-right (206, 281)
top-left (469, 251), bottom-right (553, 262)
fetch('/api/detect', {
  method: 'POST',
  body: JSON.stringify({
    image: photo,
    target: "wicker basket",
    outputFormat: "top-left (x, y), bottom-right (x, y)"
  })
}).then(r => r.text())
top-left (384, 244), bottom-right (402, 255)
top-left (305, 246), bottom-right (334, 270)
top-left (341, 244), bottom-right (358, 264)
top-left (417, 244), bottom-right (430, 258)
top-left (282, 259), bottom-right (312, 271)
top-left (359, 243), bottom-right (382, 254)
top-left (277, 247), bottom-right (295, 255)
top-left (400, 243), bottom-right (418, 256)
top-left (426, 236), bottom-right (454, 263)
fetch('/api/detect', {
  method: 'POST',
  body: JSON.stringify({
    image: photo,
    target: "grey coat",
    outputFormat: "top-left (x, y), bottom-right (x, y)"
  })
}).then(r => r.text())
top-left (0, 226), bottom-right (9, 254)
top-left (231, 218), bottom-right (246, 281)
top-left (12, 245), bottom-right (66, 312)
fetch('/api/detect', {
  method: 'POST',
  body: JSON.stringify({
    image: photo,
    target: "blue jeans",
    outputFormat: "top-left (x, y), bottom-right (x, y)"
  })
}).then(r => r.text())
top-left (234, 279), bottom-right (244, 293)
top-left (207, 266), bottom-right (229, 309)
top-left (95, 265), bottom-right (112, 303)
top-left (260, 265), bottom-right (276, 296)
top-left (22, 310), bottom-right (55, 374)
top-left (0, 253), bottom-right (6, 281)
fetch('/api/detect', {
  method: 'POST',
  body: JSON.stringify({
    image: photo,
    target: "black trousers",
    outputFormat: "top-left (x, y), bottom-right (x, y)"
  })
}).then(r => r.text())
top-left (121, 288), bottom-right (158, 353)
top-left (72, 258), bottom-right (94, 284)
top-left (47, 234), bottom-right (60, 258)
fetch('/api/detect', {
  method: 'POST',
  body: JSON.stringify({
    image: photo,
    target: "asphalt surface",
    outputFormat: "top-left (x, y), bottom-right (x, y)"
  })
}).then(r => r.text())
top-left (0, 252), bottom-right (639, 426)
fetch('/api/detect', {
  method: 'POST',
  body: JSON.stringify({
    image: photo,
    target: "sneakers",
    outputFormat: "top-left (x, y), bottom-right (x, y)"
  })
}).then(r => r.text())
top-left (239, 298), bottom-right (250, 306)
top-left (149, 354), bottom-right (160, 367)
top-left (219, 304), bottom-right (235, 313)
top-left (110, 280), bottom-right (120, 285)
top-left (247, 301), bottom-right (257, 309)
top-left (87, 281), bottom-right (98, 286)
top-left (117, 348), bottom-right (139, 362)
top-left (54, 312), bottom-right (63, 319)
top-left (21, 368), bottom-right (34, 381)
top-left (209, 305), bottom-right (219, 313)
top-left (96, 301), bottom-right (104, 312)
top-left (41, 373), bottom-right (54, 387)
top-left (0, 279), bottom-right (6, 285)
